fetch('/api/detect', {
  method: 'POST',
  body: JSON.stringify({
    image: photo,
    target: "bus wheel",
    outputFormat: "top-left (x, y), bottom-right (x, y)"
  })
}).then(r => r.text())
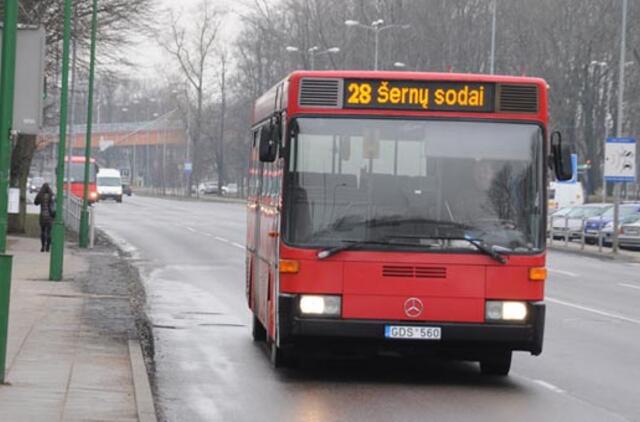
top-left (480, 352), bottom-right (512, 376)
top-left (251, 314), bottom-right (266, 342)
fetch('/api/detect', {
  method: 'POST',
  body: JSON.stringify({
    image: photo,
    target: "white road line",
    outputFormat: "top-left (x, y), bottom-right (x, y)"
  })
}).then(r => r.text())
top-left (548, 268), bottom-right (578, 277)
top-left (215, 236), bottom-right (230, 243)
top-left (547, 297), bottom-right (640, 325)
top-left (231, 242), bottom-right (245, 249)
top-left (619, 283), bottom-right (640, 291)
top-left (532, 379), bottom-right (565, 394)
top-left (185, 226), bottom-right (197, 233)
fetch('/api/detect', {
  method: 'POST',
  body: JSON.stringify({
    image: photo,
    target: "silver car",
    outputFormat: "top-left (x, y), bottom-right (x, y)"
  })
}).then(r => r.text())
top-left (619, 216), bottom-right (640, 249)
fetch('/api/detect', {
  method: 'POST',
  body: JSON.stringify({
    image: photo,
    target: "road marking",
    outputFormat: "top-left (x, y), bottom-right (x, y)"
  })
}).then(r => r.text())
top-left (532, 379), bottom-right (565, 394)
top-left (547, 297), bottom-right (640, 325)
top-left (619, 283), bottom-right (640, 291)
top-left (548, 268), bottom-right (578, 277)
top-left (215, 236), bottom-right (230, 243)
top-left (185, 226), bottom-right (197, 233)
top-left (231, 242), bottom-right (245, 249)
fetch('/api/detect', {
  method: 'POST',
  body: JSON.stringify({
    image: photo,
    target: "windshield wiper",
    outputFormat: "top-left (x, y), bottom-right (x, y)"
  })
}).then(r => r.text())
top-left (390, 234), bottom-right (507, 264)
top-left (317, 239), bottom-right (392, 260)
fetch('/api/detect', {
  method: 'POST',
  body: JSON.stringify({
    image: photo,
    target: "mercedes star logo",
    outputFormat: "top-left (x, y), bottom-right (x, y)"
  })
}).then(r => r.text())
top-left (404, 297), bottom-right (424, 318)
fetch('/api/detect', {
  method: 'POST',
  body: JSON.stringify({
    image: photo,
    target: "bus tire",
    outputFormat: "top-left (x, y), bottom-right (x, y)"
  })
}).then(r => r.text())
top-left (480, 352), bottom-right (512, 376)
top-left (252, 314), bottom-right (266, 342)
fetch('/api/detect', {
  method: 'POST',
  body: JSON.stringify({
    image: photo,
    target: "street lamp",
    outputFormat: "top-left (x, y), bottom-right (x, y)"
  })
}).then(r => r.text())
top-left (345, 19), bottom-right (410, 70)
top-left (285, 45), bottom-right (340, 70)
top-left (589, 60), bottom-right (610, 203)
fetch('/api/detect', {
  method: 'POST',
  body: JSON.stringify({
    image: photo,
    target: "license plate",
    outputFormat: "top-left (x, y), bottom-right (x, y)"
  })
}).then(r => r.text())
top-left (384, 325), bottom-right (441, 340)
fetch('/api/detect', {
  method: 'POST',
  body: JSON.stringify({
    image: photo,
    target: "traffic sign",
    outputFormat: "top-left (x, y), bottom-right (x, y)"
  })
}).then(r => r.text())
top-left (604, 137), bottom-right (636, 182)
top-left (184, 161), bottom-right (193, 175)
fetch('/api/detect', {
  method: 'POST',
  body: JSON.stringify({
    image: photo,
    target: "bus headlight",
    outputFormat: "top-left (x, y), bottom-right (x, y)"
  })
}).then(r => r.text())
top-left (486, 301), bottom-right (528, 322)
top-left (299, 295), bottom-right (341, 317)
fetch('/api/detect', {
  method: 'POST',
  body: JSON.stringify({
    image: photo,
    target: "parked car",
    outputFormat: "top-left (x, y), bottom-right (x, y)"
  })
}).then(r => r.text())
top-left (221, 183), bottom-right (238, 196)
top-left (550, 203), bottom-right (612, 240)
top-left (547, 207), bottom-right (573, 236)
top-left (598, 214), bottom-right (640, 246)
top-left (619, 216), bottom-right (640, 249)
top-left (198, 181), bottom-right (220, 195)
top-left (584, 203), bottom-right (640, 245)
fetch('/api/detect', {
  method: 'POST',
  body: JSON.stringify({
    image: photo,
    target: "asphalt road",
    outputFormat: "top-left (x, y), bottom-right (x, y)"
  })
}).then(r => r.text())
top-left (97, 195), bottom-right (640, 422)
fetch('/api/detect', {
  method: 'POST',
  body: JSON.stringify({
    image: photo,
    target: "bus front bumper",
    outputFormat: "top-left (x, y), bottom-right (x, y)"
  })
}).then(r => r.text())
top-left (278, 296), bottom-right (545, 356)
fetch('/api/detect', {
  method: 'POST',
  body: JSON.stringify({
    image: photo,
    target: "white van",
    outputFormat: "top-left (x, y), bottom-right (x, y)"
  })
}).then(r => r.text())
top-left (97, 168), bottom-right (123, 203)
top-left (548, 181), bottom-right (584, 211)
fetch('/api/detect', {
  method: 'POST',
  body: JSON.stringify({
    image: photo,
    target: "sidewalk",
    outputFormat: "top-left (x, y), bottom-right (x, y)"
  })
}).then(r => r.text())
top-left (549, 238), bottom-right (640, 262)
top-left (0, 236), bottom-right (155, 421)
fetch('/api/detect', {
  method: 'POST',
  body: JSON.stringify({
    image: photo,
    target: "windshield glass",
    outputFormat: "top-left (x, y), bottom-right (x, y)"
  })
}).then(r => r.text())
top-left (568, 206), bottom-right (607, 218)
top-left (67, 162), bottom-right (97, 183)
top-left (601, 205), bottom-right (640, 219)
top-left (285, 118), bottom-right (544, 252)
top-left (98, 177), bottom-right (122, 187)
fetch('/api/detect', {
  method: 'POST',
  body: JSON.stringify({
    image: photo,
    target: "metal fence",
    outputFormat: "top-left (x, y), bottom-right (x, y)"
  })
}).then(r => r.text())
top-left (548, 215), bottom-right (607, 251)
top-left (63, 194), bottom-right (95, 248)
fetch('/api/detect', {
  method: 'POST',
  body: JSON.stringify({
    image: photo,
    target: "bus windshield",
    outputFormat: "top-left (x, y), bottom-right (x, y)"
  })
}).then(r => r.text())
top-left (67, 161), bottom-right (97, 183)
top-left (286, 118), bottom-right (544, 253)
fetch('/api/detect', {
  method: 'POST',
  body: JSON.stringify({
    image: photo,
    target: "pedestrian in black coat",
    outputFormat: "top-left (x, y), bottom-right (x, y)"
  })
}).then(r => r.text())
top-left (34, 183), bottom-right (55, 252)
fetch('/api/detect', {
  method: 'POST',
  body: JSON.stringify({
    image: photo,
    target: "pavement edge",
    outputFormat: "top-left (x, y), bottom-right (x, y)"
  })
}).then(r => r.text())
top-left (129, 339), bottom-right (158, 422)
top-left (95, 227), bottom-right (162, 421)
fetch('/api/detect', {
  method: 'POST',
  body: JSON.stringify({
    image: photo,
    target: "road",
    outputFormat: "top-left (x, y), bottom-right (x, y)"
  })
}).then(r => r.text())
top-left (97, 195), bottom-right (640, 422)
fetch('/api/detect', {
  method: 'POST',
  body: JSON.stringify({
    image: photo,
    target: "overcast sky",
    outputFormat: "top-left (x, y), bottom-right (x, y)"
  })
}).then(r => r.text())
top-left (123, 0), bottom-right (247, 80)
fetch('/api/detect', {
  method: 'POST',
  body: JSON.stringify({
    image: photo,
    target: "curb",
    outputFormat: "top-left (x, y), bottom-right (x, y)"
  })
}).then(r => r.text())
top-left (549, 245), bottom-right (640, 263)
top-left (129, 339), bottom-right (158, 422)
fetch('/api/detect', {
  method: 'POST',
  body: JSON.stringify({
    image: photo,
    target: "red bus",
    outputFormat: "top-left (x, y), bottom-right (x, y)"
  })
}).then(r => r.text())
top-left (247, 71), bottom-right (572, 375)
top-left (65, 156), bottom-right (99, 203)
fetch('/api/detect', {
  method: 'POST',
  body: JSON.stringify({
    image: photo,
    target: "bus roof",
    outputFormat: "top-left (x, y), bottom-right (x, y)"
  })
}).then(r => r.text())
top-left (253, 70), bottom-right (548, 125)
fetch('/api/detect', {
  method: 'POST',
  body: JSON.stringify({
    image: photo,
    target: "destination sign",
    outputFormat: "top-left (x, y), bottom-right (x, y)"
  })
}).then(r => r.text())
top-left (343, 79), bottom-right (495, 112)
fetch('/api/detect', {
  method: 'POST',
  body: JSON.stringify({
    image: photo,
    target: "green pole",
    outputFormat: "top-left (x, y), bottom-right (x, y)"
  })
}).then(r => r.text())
top-left (0, 0), bottom-right (18, 384)
top-left (50, 0), bottom-right (73, 280)
top-left (0, 0), bottom-right (18, 253)
top-left (79, 0), bottom-right (99, 248)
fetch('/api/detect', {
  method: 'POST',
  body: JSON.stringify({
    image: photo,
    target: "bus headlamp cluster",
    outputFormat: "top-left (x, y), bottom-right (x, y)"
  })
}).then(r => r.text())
top-left (299, 295), bottom-right (341, 317)
top-left (485, 301), bottom-right (528, 322)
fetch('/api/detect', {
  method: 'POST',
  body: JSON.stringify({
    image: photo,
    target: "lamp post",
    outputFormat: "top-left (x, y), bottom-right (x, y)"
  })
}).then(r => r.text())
top-left (345, 19), bottom-right (410, 71)
top-left (589, 60), bottom-right (609, 203)
top-left (285, 45), bottom-right (340, 70)
top-left (490, 0), bottom-right (497, 74)
top-left (0, 0), bottom-right (18, 385)
top-left (79, 0), bottom-right (98, 248)
top-left (50, 0), bottom-right (73, 281)
top-left (612, 0), bottom-right (628, 254)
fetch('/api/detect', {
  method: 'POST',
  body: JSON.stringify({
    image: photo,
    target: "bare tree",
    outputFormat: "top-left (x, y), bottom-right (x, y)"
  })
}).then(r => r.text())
top-left (160, 0), bottom-right (223, 194)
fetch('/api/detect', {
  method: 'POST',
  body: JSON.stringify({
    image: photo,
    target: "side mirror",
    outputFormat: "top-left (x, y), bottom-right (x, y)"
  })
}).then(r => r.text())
top-left (259, 123), bottom-right (278, 162)
top-left (551, 131), bottom-right (573, 181)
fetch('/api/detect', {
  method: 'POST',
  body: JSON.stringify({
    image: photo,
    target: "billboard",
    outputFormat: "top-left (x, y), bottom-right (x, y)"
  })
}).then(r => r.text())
top-left (0, 26), bottom-right (46, 135)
